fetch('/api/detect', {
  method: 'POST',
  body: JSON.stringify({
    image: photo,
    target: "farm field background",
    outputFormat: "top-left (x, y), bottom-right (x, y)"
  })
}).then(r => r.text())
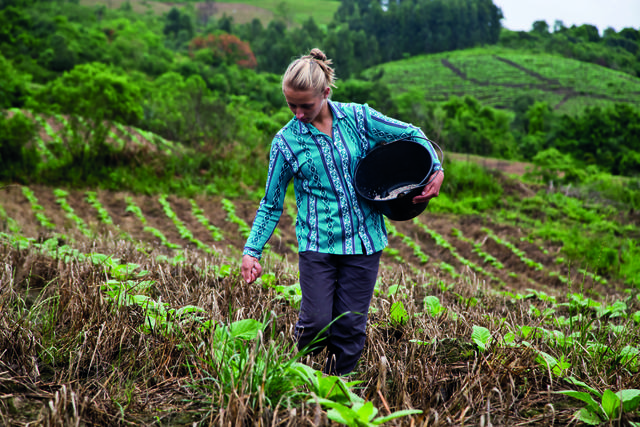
top-left (3, 156), bottom-right (640, 424)
top-left (78, 0), bottom-right (341, 26)
top-left (2, 0), bottom-right (640, 425)
top-left (363, 45), bottom-right (640, 116)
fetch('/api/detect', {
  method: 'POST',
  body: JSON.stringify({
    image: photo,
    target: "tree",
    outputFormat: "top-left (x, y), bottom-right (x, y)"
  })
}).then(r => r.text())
top-left (532, 20), bottom-right (549, 35)
top-left (35, 62), bottom-right (143, 125)
top-left (0, 111), bottom-right (38, 182)
top-left (553, 20), bottom-right (566, 33)
top-left (164, 7), bottom-right (193, 40)
top-left (0, 53), bottom-right (31, 108)
top-left (189, 33), bottom-right (257, 69)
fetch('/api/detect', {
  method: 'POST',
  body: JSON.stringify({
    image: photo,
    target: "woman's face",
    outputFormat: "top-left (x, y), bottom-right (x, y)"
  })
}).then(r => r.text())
top-left (283, 86), bottom-right (329, 124)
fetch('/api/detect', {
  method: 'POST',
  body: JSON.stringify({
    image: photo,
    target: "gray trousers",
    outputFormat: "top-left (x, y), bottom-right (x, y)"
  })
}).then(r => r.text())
top-left (295, 250), bottom-right (382, 375)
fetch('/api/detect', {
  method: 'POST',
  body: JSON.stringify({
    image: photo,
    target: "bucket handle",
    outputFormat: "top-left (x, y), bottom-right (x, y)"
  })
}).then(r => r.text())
top-left (401, 135), bottom-right (444, 187)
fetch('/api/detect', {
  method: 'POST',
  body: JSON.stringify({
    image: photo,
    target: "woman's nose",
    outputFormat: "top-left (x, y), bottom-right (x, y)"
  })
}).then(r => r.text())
top-left (295, 109), bottom-right (304, 119)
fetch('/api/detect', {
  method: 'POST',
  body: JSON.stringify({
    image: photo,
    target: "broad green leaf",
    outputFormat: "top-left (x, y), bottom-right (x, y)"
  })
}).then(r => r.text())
top-left (536, 351), bottom-right (569, 377)
top-left (575, 407), bottom-right (604, 425)
top-left (260, 272), bottom-right (277, 287)
top-left (374, 409), bottom-right (423, 424)
top-left (519, 325), bottom-right (534, 339)
top-left (423, 296), bottom-right (444, 316)
top-left (557, 390), bottom-right (605, 419)
top-left (219, 264), bottom-right (232, 277)
top-left (601, 389), bottom-right (620, 419)
top-left (313, 398), bottom-right (354, 424)
top-left (503, 331), bottom-right (517, 346)
top-left (353, 401), bottom-right (378, 422)
top-left (326, 407), bottom-right (353, 425)
top-left (130, 294), bottom-right (152, 306)
top-left (619, 345), bottom-right (639, 367)
top-left (471, 325), bottom-right (491, 351)
top-left (564, 377), bottom-right (601, 397)
top-left (90, 253), bottom-right (116, 266)
top-left (619, 389), bottom-right (640, 413)
top-left (176, 305), bottom-right (206, 316)
top-left (390, 301), bottom-right (409, 326)
top-left (229, 319), bottom-right (262, 340)
top-left (586, 342), bottom-right (612, 355)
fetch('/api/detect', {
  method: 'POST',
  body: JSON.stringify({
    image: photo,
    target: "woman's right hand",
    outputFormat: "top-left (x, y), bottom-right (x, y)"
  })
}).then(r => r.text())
top-left (241, 255), bottom-right (263, 284)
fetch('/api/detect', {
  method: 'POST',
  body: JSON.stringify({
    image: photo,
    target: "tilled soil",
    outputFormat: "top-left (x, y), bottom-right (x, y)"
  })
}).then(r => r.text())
top-left (0, 181), bottom-right (626, 300)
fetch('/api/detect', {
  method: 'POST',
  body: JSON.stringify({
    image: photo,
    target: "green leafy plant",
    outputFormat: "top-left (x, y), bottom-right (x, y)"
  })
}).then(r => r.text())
top-left (190, 199), bottom-right (224, 241)
top-left (53, 188), bottom-right (92, 237)
top-left (536, 350), bottom-right (571, 377)
top-left (423, 295), bottom-right (446, 317)
top-left (311, 398), bottom-right (422, 427)
top-left (557, 377), bottom-right (640, 425)
top-left (84, 191), bottom-right (113, 225)
top-left (471, 325), bottom-right (492, 352)
top-left (390, 301), bottom-right (409, 327)
top-left (22, 186), bottom-right (56, 230)
top-left (0, 205), bottom-right (20, 234)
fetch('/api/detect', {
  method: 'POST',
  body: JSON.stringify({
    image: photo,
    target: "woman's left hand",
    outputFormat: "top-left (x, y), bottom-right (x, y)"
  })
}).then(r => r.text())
top-left (412, 169), bottom-right (444, 204)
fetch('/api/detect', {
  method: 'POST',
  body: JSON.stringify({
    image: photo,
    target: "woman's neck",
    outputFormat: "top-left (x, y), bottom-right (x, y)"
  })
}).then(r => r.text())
top-left (312, 100), bottom-right (333, 136)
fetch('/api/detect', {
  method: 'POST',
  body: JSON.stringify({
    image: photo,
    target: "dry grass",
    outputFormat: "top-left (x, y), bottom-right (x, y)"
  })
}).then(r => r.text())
top-left (1, 233), bottom-right (639, 426)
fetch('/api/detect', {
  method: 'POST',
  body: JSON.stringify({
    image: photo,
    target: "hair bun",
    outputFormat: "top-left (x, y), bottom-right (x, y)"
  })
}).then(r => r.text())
top-left (309, 48), bottom-right (327, 62)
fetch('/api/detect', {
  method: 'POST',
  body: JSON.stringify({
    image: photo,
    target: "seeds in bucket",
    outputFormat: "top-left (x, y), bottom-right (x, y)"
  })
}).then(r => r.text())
top-left (373, 183), bottom-right (422, 201)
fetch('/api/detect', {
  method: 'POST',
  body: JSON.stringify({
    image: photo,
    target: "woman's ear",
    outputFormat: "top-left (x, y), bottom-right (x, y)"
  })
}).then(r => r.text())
top-left (323, 86), bottom-right (331, 99)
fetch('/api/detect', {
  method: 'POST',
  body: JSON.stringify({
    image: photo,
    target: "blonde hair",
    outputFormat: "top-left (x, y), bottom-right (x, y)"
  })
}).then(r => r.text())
top-left (282, 48), bottom-right (337, 96)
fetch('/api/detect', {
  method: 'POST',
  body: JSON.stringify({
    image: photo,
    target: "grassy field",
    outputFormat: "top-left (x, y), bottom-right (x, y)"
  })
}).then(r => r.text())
top-left (214, 0), bottom-right (340, 26)
top-left (80, 0), bottom-right (340, 26)
top-left (362, 46), bottom-right (640, 116)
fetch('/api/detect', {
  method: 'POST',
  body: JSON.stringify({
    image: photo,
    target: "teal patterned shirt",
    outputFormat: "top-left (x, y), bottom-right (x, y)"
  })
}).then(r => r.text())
top-left (243, 101), bottom-right (441, 260)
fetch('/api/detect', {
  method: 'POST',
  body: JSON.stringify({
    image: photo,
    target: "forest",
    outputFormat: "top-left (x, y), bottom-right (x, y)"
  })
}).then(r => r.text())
top-left (1, 0), bottom-right (640, 425)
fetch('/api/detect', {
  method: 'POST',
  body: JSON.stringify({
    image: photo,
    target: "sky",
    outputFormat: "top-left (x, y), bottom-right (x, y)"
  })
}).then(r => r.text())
top-left (493, 0), bottom-right (640, 33)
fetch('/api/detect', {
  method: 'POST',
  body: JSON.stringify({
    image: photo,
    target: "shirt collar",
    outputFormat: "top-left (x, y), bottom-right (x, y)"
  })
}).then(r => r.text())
top-left (296, 99), bottom-right (345, 135)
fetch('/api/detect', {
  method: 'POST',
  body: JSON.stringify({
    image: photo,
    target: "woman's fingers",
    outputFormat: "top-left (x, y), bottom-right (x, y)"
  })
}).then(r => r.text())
top-left (412, 169), bottom-right (444, 204)
top-left (241, 255), bottom-right (262, 283)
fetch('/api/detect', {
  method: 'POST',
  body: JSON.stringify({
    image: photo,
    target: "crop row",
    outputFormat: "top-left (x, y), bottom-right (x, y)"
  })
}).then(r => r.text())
top-left (2, 196), bottom-right (640, 425)
top-left (9, 109), bottom-right (181, 164)
top-left (1, 185), bottom-right (615, 295)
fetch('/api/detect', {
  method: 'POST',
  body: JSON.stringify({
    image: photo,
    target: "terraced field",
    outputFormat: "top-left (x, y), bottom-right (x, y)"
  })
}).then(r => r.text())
top-left (365, 46), bottom-right (640, 116)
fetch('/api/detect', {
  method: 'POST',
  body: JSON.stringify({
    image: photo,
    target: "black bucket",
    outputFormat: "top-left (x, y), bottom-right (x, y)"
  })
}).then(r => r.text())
top-left (354, 137), bottom-right (440, 221)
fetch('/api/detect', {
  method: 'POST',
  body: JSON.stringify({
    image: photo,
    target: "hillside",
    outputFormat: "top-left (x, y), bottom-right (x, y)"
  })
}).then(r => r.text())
top-left (79, 0), bottom-right (340, 26)
top-left (363, 46), bottom-right (640, 116)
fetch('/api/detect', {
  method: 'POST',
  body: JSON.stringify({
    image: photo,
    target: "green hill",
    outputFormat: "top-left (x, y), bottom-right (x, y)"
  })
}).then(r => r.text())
top-left (362, 46), bottom-right (640, 116)
top-left (79, 0), bottom-right (341, 26)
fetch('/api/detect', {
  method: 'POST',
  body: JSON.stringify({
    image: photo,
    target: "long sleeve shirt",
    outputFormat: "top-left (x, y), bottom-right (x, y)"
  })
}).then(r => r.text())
top-left (243, 100), bottom-right (441, 260)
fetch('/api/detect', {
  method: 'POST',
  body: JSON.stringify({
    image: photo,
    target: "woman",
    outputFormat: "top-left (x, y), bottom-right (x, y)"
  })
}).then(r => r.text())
top-left (241, 48), bottom-right (444, 375)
